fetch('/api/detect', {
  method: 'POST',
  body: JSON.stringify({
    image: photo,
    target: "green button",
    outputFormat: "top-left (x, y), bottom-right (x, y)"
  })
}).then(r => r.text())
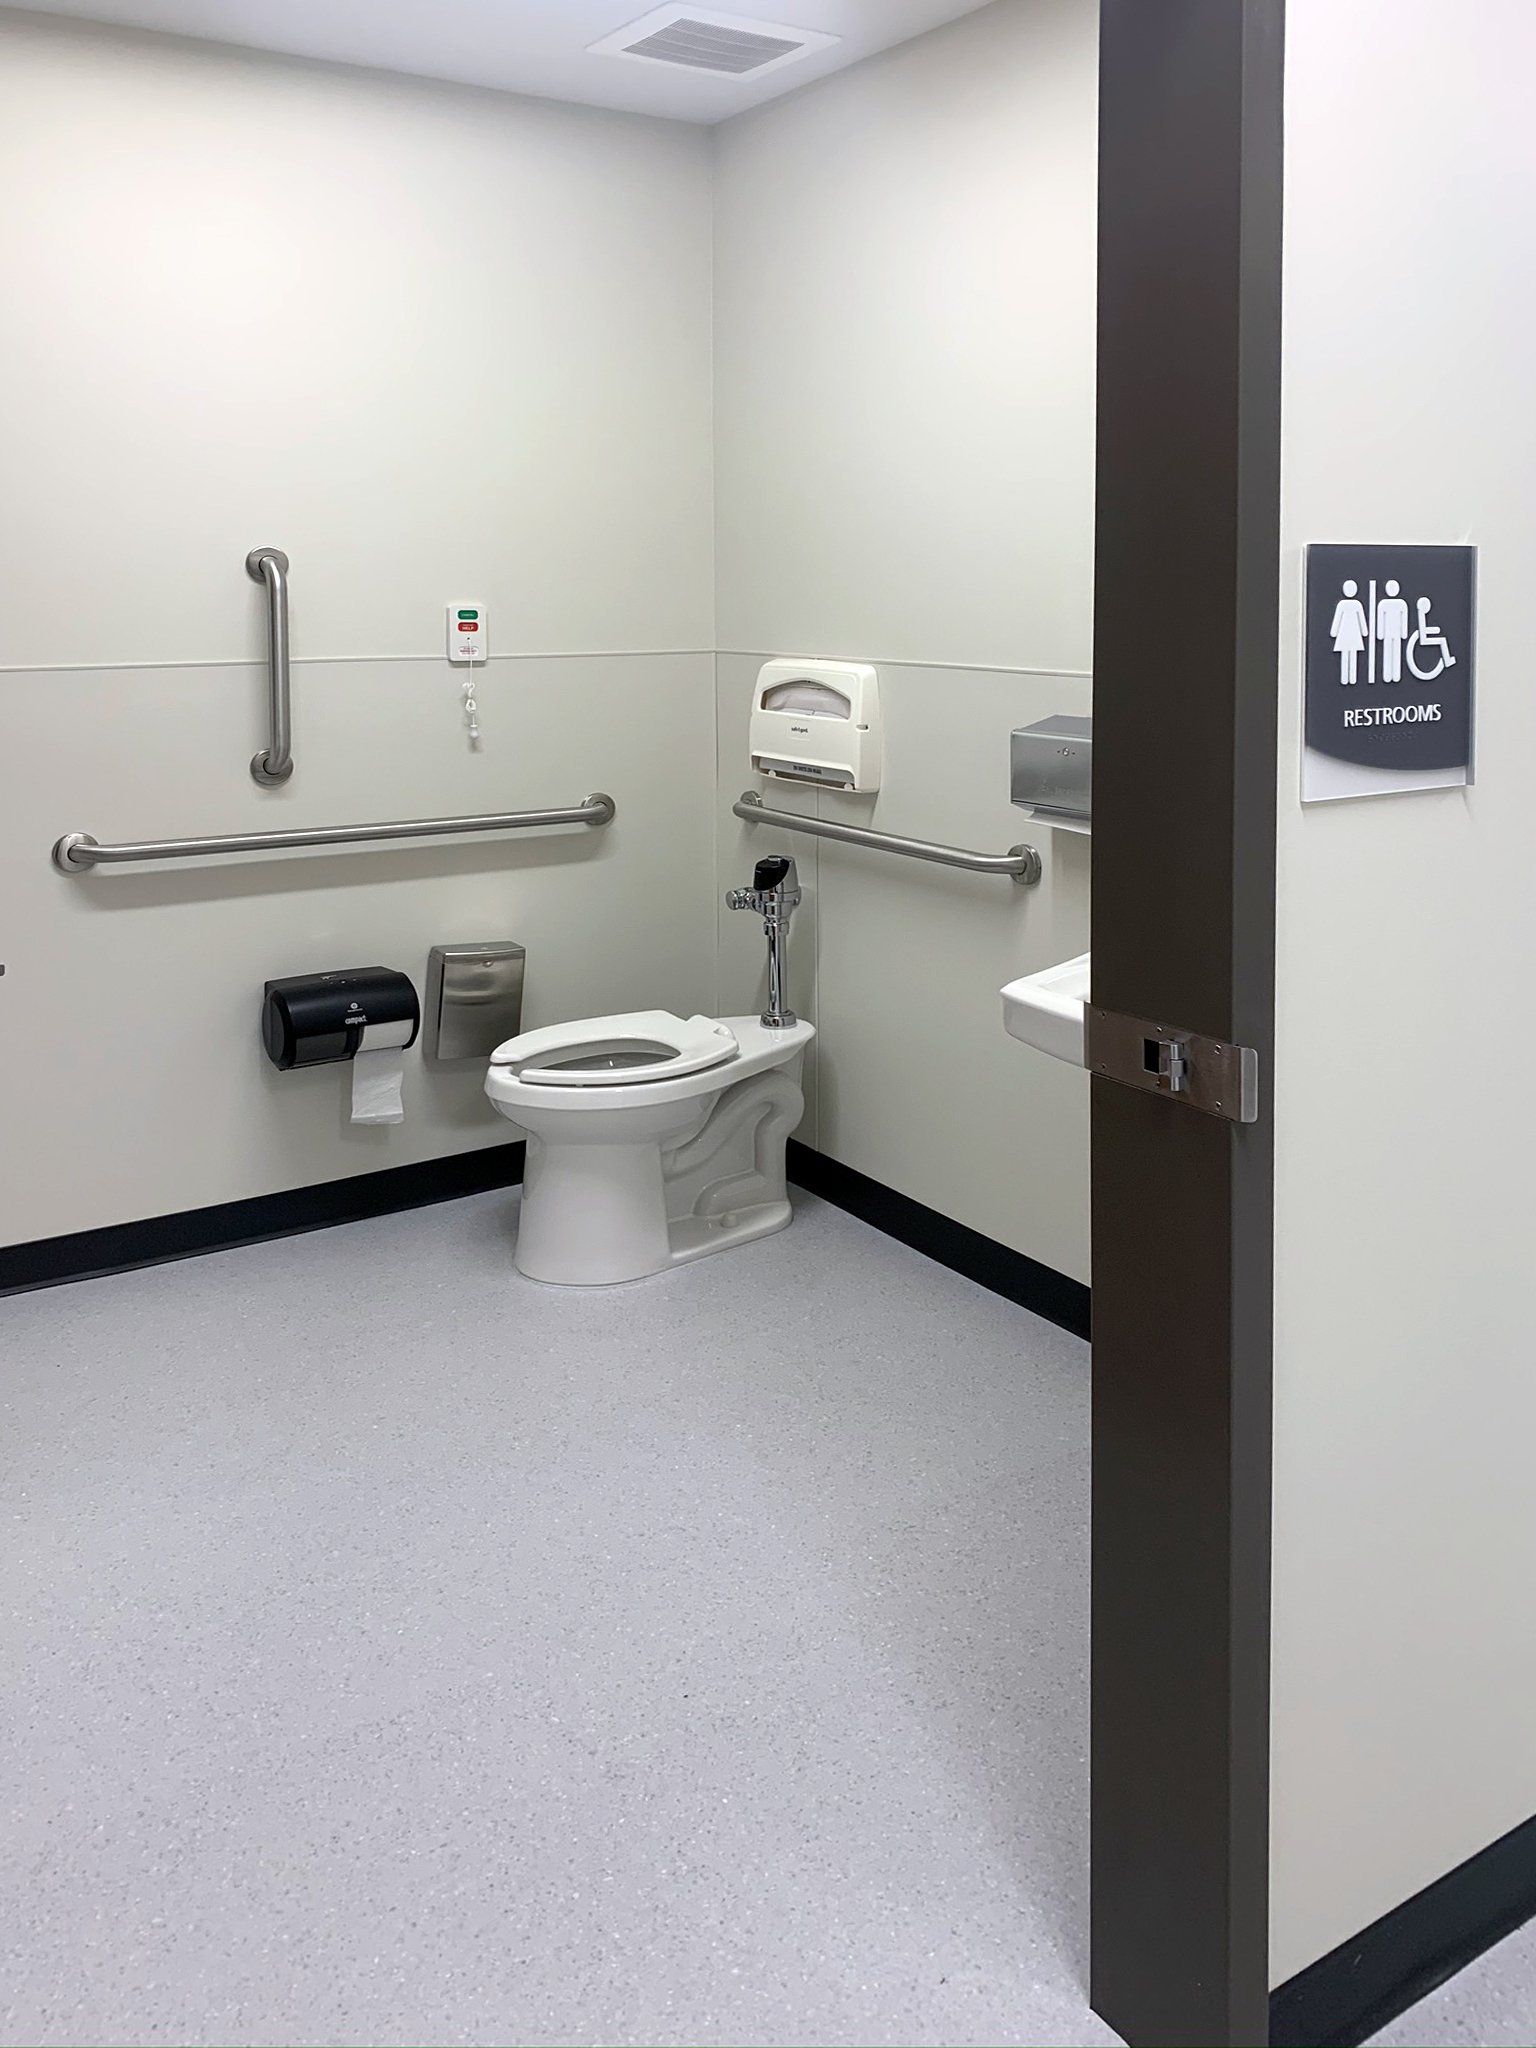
top-left (457, 609), bottom-right (478, 621)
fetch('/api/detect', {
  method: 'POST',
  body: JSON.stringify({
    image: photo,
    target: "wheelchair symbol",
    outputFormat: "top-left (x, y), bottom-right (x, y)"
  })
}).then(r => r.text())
top-left (1406, 596), bottom-right (1457, 682)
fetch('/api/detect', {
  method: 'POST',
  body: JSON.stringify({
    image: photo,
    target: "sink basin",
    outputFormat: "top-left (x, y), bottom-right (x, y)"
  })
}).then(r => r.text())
top-left (1001, 952), bottom-right (1090, 1067)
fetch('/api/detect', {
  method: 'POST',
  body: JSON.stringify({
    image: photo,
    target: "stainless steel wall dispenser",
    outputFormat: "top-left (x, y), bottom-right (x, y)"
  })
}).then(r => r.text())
top-left (426, 942), bottom-right (526, 1062)
top-left (1010, 714), bottom-right (1092, 831)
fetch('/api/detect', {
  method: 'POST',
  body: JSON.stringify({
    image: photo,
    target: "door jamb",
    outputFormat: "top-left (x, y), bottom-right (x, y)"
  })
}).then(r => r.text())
top-left (1089, 4), bottom-right (1285, 2042)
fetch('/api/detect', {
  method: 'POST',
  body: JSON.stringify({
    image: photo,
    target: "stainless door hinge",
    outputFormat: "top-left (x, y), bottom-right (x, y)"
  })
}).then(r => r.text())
top-left (1086, 1004), bottom-right (1259, 1125)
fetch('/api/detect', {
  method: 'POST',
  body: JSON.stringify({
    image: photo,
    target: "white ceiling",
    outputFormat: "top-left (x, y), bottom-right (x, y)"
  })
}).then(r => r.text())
top-left (15, 0), bottom-right (1001, 121)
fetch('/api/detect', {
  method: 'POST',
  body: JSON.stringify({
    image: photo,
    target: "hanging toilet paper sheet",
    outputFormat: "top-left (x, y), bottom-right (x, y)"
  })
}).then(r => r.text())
top-left (349, 1016), bottom-right (414, 1125)
top-left (351, 1047), bottom-right (405, 1123)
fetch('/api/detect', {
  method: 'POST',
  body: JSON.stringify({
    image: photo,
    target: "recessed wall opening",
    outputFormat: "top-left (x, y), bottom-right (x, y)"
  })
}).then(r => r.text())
top-left (0, 11), bottom-right (1099, 2032)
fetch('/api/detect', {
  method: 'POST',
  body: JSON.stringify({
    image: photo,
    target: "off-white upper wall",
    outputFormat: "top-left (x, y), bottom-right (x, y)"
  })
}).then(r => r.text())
top-left (0, 9), bottom-right (714, 668)
top-left (710, 0), bottom-right (1097, 1281)
top-left (712, 0), bottom-right (1097, 672)
top-left (0, 10), bottom-right (719, 1247)
top-left (1270, 0), bottom-right (1536, 1984)
top-left (1, 0), bottom-right (1100, 1282)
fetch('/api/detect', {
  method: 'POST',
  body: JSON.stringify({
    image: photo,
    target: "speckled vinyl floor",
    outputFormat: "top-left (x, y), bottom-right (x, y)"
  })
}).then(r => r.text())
top-left (3, 1192), bottom-right (1531, 2048)
top-left (2, 1191), bottom-right (1108, 2048)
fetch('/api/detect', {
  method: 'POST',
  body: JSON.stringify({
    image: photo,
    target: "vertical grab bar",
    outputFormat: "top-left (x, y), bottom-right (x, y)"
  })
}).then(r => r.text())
top-left (246, 547), bottom-right (293, 785)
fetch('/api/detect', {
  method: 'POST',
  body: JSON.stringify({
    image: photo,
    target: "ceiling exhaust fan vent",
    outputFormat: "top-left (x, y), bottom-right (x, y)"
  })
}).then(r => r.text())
top-left (589, 8), bottom-right (838, 79)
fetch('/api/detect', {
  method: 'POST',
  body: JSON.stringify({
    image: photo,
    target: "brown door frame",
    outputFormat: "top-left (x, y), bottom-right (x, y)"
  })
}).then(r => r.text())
top-left (1089, 3), bottom-right (1285, 2043)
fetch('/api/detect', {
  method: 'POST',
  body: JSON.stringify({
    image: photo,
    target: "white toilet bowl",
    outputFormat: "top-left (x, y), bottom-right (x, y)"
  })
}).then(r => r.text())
top-left (485, 1009), bottom-right (814, 1285)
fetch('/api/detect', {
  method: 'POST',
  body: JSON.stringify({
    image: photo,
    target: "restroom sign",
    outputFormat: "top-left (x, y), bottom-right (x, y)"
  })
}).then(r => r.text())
top-left (1303, 543), bottom-right (1476, 802)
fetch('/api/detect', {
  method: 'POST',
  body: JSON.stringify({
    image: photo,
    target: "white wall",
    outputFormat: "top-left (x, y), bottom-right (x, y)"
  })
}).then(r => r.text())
top-left (0, 11), bottom-right (714, 665)
top-left (0, 11), bottom-right (717, 1247)
top-left (712, 0), bottom-right (1099, 1278)
top-left (1, 0), bottom-right (1101, 1279)
top-left (1270, 0), bottom-right (1536, 1982)
top-left (714, 0), bottom-right (1097, 675)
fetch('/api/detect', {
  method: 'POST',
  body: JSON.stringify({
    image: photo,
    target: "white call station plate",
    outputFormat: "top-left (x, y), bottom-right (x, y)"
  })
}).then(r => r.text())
top-left (447, 603), bottom-right (487, 663)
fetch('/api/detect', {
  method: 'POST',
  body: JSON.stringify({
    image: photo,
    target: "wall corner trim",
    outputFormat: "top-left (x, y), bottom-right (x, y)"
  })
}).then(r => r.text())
top-left (786, 1140), bottom-right (1091, 1339)
top-left (1269, 1810), bottom-right (1536, 2048)
top-left (0, 1145), bottom-right (528, 1298)
top-left (1, 1141), bottom-right (1090, 1343)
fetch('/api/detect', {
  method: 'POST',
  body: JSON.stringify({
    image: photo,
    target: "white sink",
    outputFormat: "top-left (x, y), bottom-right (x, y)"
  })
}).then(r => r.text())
top-left (1001, 952), bottom-right (1091, 1067)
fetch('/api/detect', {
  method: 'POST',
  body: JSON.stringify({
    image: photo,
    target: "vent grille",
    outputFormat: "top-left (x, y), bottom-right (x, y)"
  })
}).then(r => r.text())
top-left (621, 18), bottom-right (805, 73)
top-left (590, 8), bottom-right (836, 80)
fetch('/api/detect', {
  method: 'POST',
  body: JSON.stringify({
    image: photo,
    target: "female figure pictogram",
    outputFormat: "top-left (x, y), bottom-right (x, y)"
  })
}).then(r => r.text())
top-left (1331, 579), bottom-right (1369, 685)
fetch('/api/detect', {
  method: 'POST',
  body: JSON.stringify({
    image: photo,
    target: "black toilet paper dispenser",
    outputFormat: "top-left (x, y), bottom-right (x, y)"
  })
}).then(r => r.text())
top-left (262, 966), bottom-right (420, 1071)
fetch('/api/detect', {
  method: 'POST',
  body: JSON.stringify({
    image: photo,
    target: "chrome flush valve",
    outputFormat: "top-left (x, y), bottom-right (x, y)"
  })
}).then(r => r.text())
top-left (726, 854), bottom-right (802, 1029)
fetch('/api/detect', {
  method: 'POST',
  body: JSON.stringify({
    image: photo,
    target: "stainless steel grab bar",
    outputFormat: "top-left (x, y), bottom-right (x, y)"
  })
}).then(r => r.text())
top-left (247, 546), bottom-right (293, 786)
top-left (53, 794), bottom-right (616, 874)
top-left (734, 791), bottom-right (1041, 884)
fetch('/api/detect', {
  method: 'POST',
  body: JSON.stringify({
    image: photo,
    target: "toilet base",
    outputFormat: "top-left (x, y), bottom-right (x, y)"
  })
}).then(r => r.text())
top-left (662, 1193), bottom-right (794, 1269)
top-left (514, 1173), bottom-right (793, 1287)
top-left (511, 1063), bottom-right (806, 1287)
top-left (493, 1015), bottom-right (811, 1286)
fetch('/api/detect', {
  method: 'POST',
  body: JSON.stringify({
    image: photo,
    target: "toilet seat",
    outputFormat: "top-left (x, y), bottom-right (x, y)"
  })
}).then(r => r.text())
top-left (489, 1010), bottom-right (740, 1088)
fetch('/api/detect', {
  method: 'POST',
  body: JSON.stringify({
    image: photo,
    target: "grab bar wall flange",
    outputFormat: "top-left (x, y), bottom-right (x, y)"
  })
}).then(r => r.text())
top-left (246, 546), bottom-right (293, 787)
top-left (52, 794), bottom-right (615, 874)
top-left (733, 791), bottom-right (1041, 885)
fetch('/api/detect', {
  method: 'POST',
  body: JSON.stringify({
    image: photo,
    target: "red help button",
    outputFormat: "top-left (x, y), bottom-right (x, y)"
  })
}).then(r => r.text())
top-left (459, 620), bottom-right (479, 632)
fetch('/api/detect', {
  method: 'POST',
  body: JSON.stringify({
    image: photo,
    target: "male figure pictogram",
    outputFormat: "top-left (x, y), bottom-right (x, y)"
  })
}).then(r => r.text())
top-left (1376, 578), bottom-right (1409, 683)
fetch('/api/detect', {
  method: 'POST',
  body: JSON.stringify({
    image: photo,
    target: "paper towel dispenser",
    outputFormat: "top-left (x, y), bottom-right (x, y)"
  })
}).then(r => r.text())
top-left (1010, 714), bottom-right (1092, 831)
top-left (261, 966), bottom-right (420, 1071)
top-left (750, 658), bottom-right (881, 792)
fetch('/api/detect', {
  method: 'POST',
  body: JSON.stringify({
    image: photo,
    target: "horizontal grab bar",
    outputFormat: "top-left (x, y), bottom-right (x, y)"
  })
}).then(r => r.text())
top-left (733, 791), bottom-right (1041, 885)
top-left (52, 794), bottom-right (616, 874)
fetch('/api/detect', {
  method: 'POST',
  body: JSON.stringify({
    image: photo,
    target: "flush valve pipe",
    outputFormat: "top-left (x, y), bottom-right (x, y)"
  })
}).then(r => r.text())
top-left (725, 854), bottom-right (802, 1028)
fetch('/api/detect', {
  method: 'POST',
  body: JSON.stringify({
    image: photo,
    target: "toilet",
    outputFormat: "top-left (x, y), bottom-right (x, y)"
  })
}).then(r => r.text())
top-left (485, 1009), bottom-right (814, 1285)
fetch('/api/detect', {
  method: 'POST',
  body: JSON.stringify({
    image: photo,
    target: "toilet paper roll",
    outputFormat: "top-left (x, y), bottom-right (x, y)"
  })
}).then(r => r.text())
top-left (350, 1046), bottom-right (405, 1124)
